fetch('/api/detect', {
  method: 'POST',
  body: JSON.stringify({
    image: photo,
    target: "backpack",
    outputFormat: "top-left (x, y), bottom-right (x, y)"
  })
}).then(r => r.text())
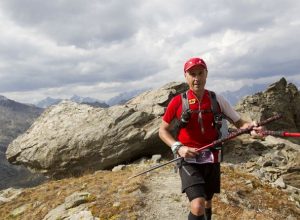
top-left (175, 90), bottom-right (227, 160)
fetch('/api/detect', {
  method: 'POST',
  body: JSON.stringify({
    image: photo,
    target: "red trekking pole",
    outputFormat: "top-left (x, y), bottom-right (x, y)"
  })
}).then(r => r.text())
top-left (129, 114), bottom-right (282, 179)
top-left (261, 130), bottom-right (300, 137)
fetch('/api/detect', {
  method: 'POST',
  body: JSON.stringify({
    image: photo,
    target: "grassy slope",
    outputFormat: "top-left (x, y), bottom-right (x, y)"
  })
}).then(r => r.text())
top-left (0, 163), bottom-right (299, 220)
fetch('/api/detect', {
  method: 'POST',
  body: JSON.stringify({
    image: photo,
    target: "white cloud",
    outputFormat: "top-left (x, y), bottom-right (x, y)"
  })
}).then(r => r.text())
top-left (0, 0), bottom-right (299, 103)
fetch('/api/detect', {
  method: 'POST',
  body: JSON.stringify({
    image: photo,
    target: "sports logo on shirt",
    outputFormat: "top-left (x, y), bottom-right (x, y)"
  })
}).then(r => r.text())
top-left (188, 99), bottom-right (196, 104)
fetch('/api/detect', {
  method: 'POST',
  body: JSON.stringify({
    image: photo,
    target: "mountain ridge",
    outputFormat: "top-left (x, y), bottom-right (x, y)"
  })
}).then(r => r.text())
top-left (0, 95), bottom-right (45, 189)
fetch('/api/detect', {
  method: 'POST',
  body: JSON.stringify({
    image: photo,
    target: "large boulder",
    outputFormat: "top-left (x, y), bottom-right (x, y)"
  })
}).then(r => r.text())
top-left (6, 82), bottom-right (188, 177)
top-left (235, 77), bottom-right (300, 143)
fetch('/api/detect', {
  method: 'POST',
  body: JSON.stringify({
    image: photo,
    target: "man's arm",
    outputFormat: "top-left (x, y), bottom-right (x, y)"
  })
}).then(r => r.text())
top-left (234, 118), bottom-right (251, 129)
top-left (233, 118), bottom-right (263, 137)
top-left (158, 120), bottom-right (176, 147)
top-left (215, 94), bottom-right (263, 135)
top-left (159, 120), bottom-right (198, 158)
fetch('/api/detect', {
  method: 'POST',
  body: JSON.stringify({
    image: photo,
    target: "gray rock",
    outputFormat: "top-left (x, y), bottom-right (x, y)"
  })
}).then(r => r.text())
top-left (235, 77), bottom-right (300, 145)
top-left (253, 169), bottom-right (265, 179)
top-left (286, 215), bottom-right (298, 220)
top-left (113, 201), bottom-right (121, 207)
top-left (6, 82), bottom-right (188, 177)
top-left (134, 157), bottom-right (148, 165)
top-left (112, 164), bottom-right (126, 172)
top-left (263, 160), bottom-right (273, 167)
top-left (245, 180), bottom-right (254, 189)
top-left (0, 188), bottom-right (23, 205)
top-left (273, 177), bottom-right (286, 189)
top-left (43, 192), bottom-right (93, 220)
top-left (64, 192), bottom-right (91, 209)
top-left (151, 154), bottom-right (162, 163)
top-left (68, 211), bottom-right (99, 220)
top-left (10, 204), bottom-right (29, 217)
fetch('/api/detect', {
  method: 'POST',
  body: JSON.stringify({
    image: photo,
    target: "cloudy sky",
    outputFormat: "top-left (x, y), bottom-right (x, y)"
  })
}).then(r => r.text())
top-left (0, 0), bottom-right (300, 104)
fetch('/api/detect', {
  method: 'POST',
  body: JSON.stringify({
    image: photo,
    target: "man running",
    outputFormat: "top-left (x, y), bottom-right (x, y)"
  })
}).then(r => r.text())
top-left (159, 57), bottom-right (262, 220)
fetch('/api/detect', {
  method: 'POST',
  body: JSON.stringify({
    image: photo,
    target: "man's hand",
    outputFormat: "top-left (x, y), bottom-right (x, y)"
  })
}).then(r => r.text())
top-left (178, 146), bottom-right (199, 158)
top-left (241, 121), bottom-right (265, 139)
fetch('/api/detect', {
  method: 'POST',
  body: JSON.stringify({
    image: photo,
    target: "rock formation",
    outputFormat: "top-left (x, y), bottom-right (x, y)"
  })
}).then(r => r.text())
top-left (224, 77), bottom-right (300, 197)
top-left (6, 82), bottom-right (188, 177)
top-left (235, 77), bottom-right (300, 140)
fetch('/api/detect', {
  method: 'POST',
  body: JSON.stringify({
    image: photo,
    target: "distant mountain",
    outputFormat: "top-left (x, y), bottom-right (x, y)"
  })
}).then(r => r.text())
top-left (0, 95), bottom-right (8, 101)
top-left (107, 88), bottom-right (149, 106)
top-left (0, 95), bottom-right (44, 151)
top-left (70, 95), bottom-right (99, 103)
top-left (36, 90), bottom-right (148, 108)
top-left (0, 95), bottom-right (45, 189)
top-left (220, 83), bottom-right (268, 105)
top-left (70, 95), bottom-right (109, 108)
top-left (36, 95), bottom-right (109, 108)
top-left (35, 97), bottom-right (62, 108)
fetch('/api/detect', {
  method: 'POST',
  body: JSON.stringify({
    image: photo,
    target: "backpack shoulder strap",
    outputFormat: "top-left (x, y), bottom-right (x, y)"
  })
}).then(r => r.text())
top-left (208, 91), bottom-right (223, 137)
top-left (174, 91), bottom-right (190, 136)
top-left (181, 91), bottom-right (189, 113)
top-left (208, 91), bottom-right (220, 114)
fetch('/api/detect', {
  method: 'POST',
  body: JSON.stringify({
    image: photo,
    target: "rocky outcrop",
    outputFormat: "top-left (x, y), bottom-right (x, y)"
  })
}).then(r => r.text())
top-left (223, 135), bottom-right (300, 202)
top-left (0, 188), bottom-right (23, 205)
top-left (224, 77), bottom-right (300, 200)
top-left (235, 77), bottom-right (300, 141)
top-left (6, 82), bottom-right (188, 177)
top-left (43, 192), bottom-right (97, 220)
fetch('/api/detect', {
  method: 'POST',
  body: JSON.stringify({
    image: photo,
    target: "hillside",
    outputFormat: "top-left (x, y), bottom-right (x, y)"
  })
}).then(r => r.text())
top-left (0, 160), bottom-right (299, 220)
top-left (0, 95), bottom-right (43, 151)
top-left (0, 95), bottom-right (45, 190)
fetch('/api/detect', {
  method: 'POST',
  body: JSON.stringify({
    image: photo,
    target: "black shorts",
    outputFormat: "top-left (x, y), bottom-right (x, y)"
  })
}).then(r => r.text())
top-left (179, 161), bottom-right (220, 201)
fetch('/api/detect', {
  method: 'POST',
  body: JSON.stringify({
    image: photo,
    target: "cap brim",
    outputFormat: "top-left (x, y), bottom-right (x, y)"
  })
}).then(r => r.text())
top-left (185, 63), bottom-right (206, 72)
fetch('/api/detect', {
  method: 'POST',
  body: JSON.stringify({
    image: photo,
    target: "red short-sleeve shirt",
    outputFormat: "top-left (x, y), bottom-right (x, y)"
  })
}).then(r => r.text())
top-left (163, 89), bottom-right (220, 161)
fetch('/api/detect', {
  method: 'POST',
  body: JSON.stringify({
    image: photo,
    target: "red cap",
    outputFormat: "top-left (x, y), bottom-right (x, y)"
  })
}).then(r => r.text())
top-left (184, 57), bottom-right (207, 73)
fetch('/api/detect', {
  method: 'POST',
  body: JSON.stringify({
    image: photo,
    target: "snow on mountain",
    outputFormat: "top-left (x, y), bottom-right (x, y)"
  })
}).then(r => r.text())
top-left (107, 88), bottom-right (149, 106)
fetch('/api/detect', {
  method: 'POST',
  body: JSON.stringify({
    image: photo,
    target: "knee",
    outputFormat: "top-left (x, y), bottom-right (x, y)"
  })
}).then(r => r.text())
top-left (190, 198), bottom-right (205, 216)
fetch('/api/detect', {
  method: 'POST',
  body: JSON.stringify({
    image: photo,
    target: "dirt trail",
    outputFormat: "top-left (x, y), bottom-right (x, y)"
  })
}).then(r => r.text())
top-left (135, 161), bottom-right (300, 220)
top-left (138, 165), bottom-right (190, 220)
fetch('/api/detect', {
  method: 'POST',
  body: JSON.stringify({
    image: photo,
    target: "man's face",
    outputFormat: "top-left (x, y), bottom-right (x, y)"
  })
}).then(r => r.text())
top-left (185, 65), bottom-right (207, 93)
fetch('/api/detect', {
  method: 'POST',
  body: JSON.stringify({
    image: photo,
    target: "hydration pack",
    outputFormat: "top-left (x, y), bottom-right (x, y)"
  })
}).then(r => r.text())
top-left (176, 90), bottom-right (228, 160)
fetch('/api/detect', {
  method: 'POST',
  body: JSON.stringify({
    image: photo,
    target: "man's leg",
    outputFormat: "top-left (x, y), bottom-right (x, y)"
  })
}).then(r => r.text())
top-left (204, 200), bottom-right (212, 220)
top-left (188, 199), bottom-right (212, 220)
top-left (185, 185), bottom-right (207, 220)
top-left (191, 197), bottom-right (205, 215)
top-left (188, 196), bottom-right (213, 220)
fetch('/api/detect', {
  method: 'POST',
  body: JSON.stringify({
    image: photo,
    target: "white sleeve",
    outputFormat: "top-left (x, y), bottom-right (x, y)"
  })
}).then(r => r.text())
top-left (215, 93), bottom-right (241, 123)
